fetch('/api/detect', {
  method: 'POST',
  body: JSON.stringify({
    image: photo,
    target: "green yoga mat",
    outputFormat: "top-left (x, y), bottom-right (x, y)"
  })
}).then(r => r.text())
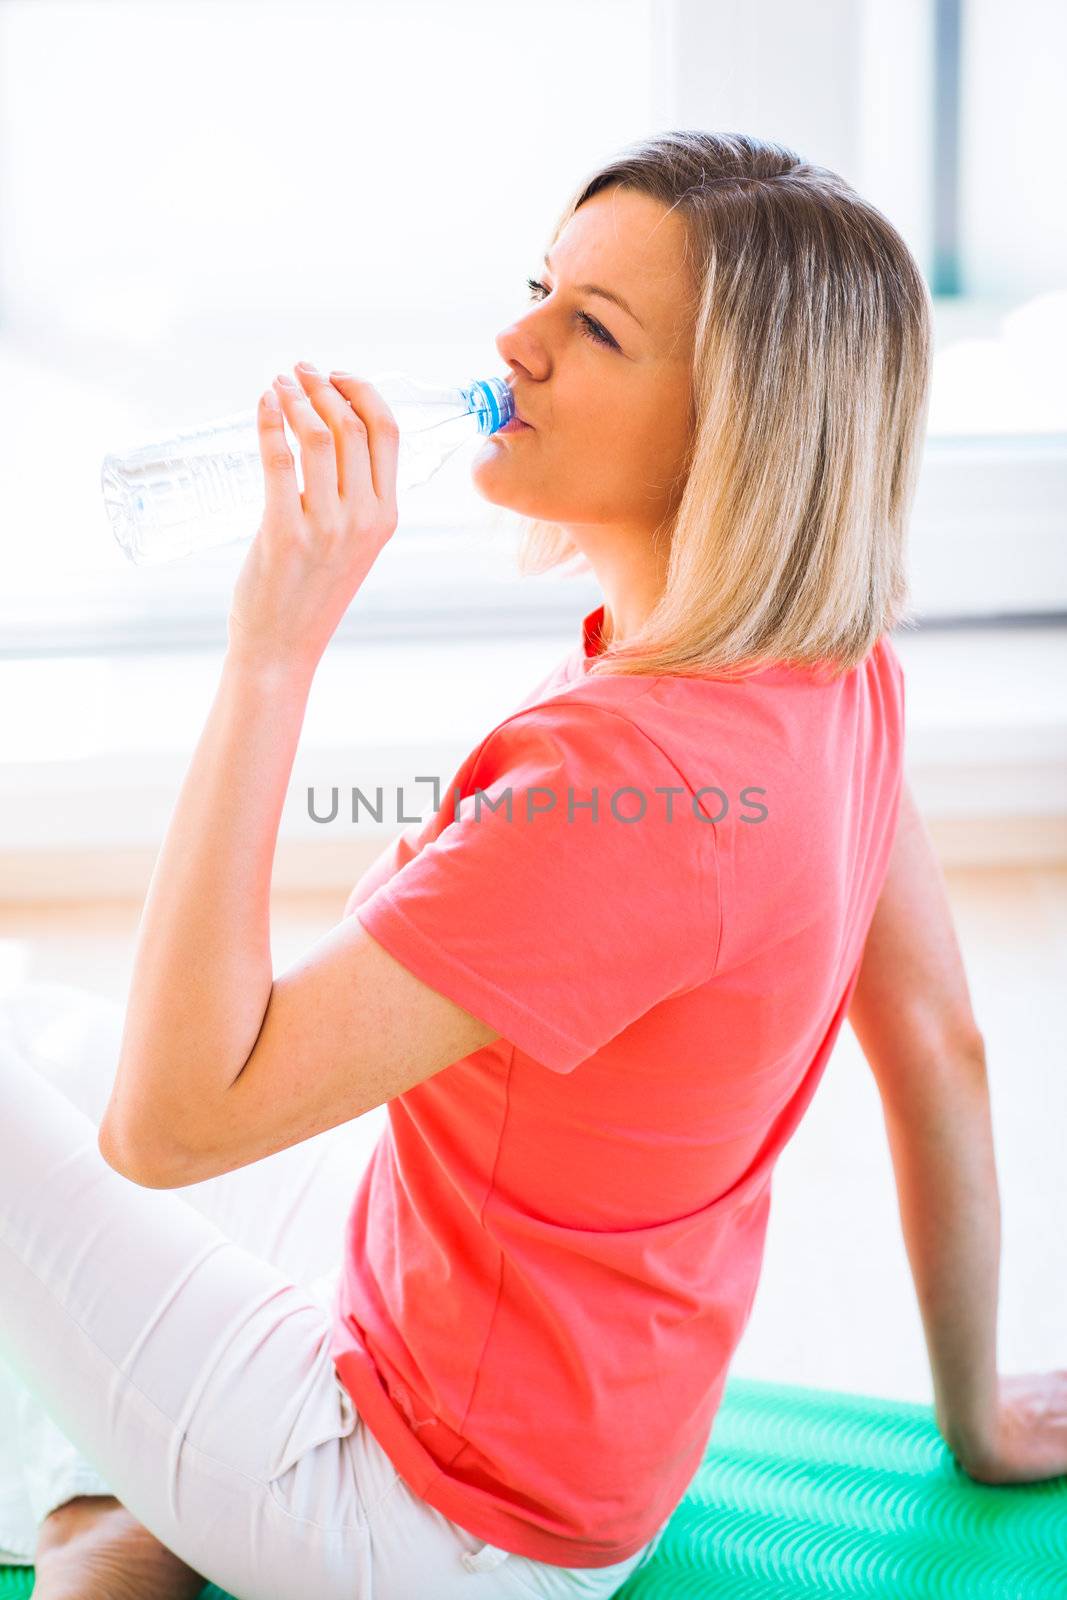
top-left (2, 1375), bottom-right (1064, 1598)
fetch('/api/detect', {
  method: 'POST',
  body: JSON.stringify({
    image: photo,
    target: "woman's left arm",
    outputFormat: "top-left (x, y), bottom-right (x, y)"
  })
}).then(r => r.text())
top-left (850, 779), bottom-right (1067, 1486)
top-left (98, 364), bottom-right (400, 1174)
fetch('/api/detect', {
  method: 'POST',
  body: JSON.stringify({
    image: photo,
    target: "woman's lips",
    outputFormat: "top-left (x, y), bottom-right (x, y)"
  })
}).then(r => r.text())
top-left (499, 416), bottom-right (533, 434)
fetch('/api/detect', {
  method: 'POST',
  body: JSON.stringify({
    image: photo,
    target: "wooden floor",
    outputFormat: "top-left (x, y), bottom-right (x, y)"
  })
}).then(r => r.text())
top-left (0, 863), bottom-right (1064, 1410)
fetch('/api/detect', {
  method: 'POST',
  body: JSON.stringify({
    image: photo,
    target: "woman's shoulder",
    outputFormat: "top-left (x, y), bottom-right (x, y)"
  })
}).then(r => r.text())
top-left (463, 681), bottom-right (694, 799)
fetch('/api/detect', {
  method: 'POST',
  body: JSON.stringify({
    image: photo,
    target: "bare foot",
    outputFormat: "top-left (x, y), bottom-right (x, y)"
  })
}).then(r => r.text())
top-left (31, 1494), bottom-right (207, 1600)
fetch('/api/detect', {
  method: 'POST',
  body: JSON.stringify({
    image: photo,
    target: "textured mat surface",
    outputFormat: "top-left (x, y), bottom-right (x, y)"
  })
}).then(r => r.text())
top-left (2, 1375), bottom-right (1064, 1598)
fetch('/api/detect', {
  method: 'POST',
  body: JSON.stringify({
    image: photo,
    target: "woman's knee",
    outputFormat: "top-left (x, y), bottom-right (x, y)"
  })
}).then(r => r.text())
top-left (0, 981), bottom-right (124, 1126)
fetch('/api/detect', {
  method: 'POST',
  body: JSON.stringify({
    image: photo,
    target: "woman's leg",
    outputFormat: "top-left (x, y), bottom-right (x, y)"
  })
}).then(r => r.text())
top-left (0, 981), bottom-right (378, 1600)
top-left (0, 984), bottom-right (133, 1556)
top-left (0, 978), bottom-right (382, 1560)
top-left (0, 979), bottom-right (661, 1600)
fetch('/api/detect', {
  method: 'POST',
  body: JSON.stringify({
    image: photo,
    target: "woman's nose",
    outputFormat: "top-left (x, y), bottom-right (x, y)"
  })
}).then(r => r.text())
top-left (495, 324), bottom-right (547, 380)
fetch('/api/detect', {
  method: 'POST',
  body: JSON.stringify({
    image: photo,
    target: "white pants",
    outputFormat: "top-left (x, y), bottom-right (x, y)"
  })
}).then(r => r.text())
top-left (0, 980), bottom-right (663, 1600)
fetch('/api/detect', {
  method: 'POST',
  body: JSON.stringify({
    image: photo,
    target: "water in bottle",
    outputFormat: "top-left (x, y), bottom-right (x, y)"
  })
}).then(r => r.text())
top-left (101, 372), bottom-right (515, 567)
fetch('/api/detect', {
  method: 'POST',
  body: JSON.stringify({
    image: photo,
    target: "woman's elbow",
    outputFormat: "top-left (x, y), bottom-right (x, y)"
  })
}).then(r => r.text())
top-left (97, 1118), bottom-right (192, 1189)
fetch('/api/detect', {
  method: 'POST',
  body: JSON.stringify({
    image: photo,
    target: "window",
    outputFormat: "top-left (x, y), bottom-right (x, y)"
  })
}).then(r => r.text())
top-left (903, 0), bottom-right (1067, 619)
top-left (653, 0), bottom-right (1066, 621)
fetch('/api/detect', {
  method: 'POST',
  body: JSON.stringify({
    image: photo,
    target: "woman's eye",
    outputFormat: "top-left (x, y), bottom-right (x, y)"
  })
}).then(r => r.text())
top-left (524, 278), bottom-right (617, 350)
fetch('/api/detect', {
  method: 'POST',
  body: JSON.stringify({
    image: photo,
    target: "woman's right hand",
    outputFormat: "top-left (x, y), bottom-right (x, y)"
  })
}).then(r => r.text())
top-left (949, 1370), bottom-right (1067, 1485)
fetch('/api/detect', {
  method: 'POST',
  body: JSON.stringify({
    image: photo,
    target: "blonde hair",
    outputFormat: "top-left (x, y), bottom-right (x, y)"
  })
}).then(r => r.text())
top-left (511, 130), bottom-right (933, 681)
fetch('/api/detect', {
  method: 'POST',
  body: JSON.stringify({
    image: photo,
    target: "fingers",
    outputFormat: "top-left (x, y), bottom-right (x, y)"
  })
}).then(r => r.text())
top-left (292, 361), bottom-right (378, 509)
top-left (323, 370), bottom-right (400, 518)
top-left (261, 364), bottom-right (400, 545)
top-left (271, 372), bottom-right (339, 531)
top-left (256, 389), bottom-right (304, 530)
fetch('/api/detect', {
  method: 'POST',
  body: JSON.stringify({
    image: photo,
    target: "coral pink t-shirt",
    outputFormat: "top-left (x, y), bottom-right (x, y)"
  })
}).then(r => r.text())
top-left (328, 604), bottom-right (906, 1568)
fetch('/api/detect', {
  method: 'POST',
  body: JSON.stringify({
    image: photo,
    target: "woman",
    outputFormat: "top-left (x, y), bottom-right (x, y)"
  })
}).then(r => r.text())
top-left (2, 129), bottom-right (1059, 1600)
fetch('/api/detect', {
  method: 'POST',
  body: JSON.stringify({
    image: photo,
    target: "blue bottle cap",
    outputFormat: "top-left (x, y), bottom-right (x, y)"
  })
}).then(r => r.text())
top-left (463, 378), bottom-right (514, 435)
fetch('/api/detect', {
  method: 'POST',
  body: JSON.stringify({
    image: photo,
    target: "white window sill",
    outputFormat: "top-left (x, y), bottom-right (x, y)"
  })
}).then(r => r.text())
top-left (1, 622), bottom-right (1065, 902)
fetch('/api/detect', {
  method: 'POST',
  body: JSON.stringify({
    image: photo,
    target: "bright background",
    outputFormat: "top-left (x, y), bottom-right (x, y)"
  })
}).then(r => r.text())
top-left (0, 0), bottom-right (1064, 1421)
top-left (0, 0), bottom-right (1065, 655)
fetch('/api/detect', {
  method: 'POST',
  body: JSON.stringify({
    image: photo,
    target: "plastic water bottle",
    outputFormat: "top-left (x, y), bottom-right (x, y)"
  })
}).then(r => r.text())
top-left (101, 372), bottom-right (515, 567)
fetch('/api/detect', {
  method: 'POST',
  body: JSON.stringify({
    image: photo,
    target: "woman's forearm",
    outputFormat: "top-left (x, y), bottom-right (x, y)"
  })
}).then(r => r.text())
top-left (879, 1048), bottom-right (1002, 1466)
top-left (101, 651), bottom-right (317, 1165)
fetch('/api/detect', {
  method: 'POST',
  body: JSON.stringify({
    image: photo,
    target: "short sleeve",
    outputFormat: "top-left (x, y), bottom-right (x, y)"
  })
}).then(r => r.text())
top-left (353, 700), bottom-right (720, 1073)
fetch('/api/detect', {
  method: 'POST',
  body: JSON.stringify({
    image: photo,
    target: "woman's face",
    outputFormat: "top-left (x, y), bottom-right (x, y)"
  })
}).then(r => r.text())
top-left (471, 186), bottom-right (697, 547)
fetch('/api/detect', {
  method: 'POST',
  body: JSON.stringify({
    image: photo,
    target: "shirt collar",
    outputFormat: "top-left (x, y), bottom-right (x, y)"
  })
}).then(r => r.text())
top-left (581, 604), bottom-right (607, 663)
